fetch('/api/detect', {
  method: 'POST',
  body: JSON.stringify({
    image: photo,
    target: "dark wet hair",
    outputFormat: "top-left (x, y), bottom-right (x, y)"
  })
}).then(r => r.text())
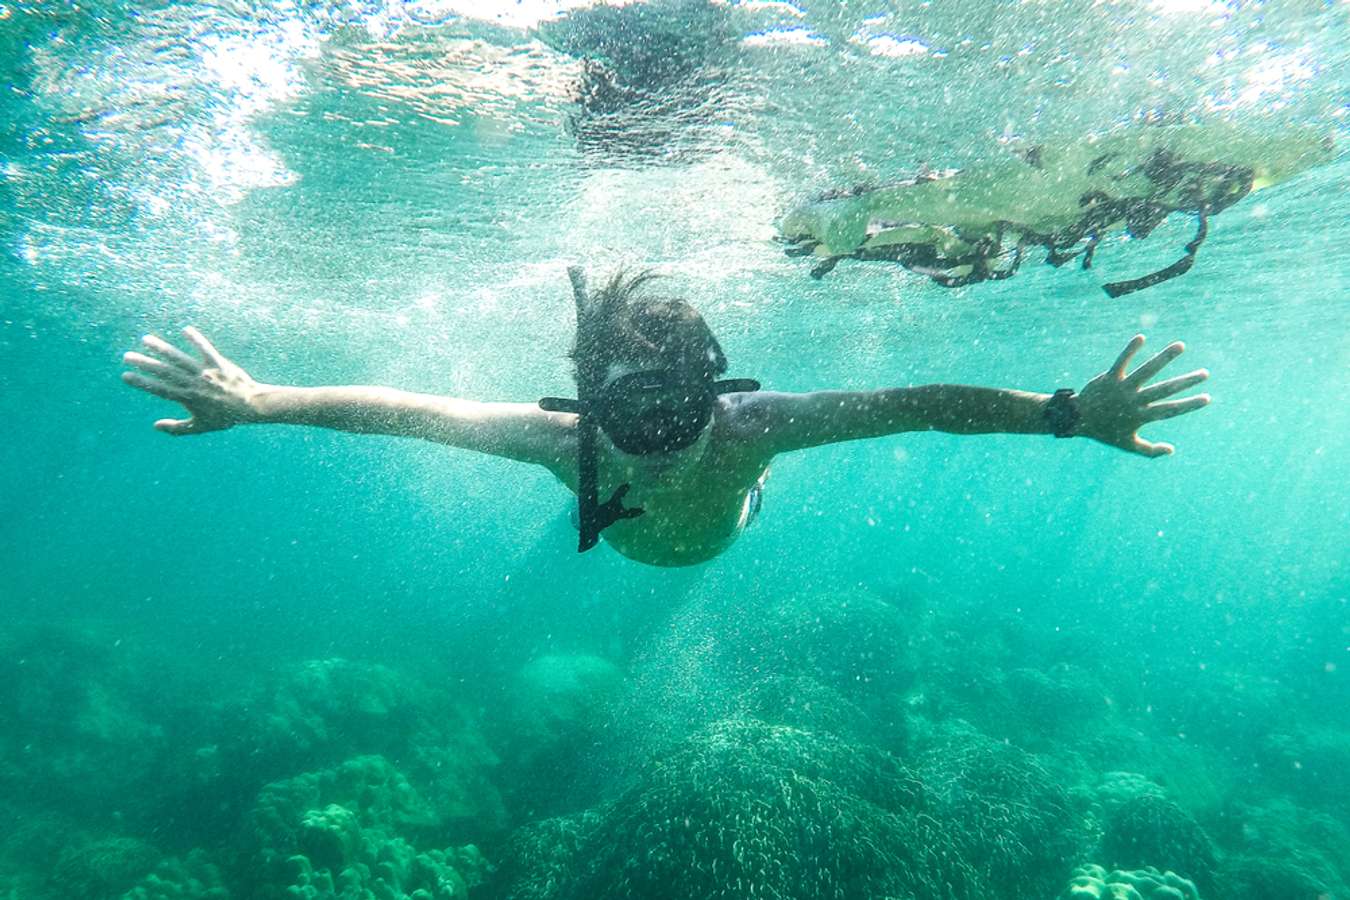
top-left (570, 270), bottom-right (727, 385)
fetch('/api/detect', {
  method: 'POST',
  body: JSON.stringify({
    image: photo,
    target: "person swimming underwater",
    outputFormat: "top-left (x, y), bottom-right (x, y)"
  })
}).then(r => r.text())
top-left (122, 269), bottom-right (1210, 568)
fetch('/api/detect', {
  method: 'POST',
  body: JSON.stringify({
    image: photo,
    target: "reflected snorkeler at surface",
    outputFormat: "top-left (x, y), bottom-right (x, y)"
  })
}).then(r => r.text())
top-left (780, 122), bottom-right (1336, 295)
top-left (123, 269), bottom-right (1209, 568)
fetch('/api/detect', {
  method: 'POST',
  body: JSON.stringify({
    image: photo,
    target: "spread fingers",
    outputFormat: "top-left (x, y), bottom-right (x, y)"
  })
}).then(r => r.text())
top-left (1132, 436), bottom-right (1175, 457)
top-left (141, 334), bottom-right (202, 373)
top-left (1110, 334), bottom-right (1146, 380)
top-left (1137, 369), bottom-right (1208, 403)
top-left (183, 326), bottom-right (227, 369)
top-left (1125, 341), bottom-right (1185, 387)
top-left (1143, 393), bottom-right (1211, 421)
top-left (123, 351), bottom-right (196, 387)
top-left (155, 418), bottom-right (198, 436)
top-left (122, 370), bottom-right (185, 403)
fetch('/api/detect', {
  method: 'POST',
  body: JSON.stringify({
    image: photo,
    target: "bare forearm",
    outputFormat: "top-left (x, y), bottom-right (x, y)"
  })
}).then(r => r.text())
top-left (872, 384), bottom-right (1053, 436)
top-left (757, 383), bottom-right (1054, 453)
top-left (122, 328), bottom-right (572, 465)
top-left (250, 384), bottom-right (458, 437)
top-left (246, 384), bottom-right (564, 466)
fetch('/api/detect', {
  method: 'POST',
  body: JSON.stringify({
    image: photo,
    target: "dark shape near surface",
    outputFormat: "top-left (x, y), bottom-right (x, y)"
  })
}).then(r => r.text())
top-left (779, 122), bottom-right (1335, 297)
top-left (790, 151), bottom-right (1250, 297)
top-left (538, 0), bottom-right (739, 162)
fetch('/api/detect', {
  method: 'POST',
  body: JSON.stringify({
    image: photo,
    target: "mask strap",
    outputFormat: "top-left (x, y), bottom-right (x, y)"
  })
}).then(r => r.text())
top-left (539, 397), bottom-right (583, 414)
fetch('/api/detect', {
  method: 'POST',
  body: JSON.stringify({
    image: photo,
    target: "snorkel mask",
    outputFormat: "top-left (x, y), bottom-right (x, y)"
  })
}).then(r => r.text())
top-left (593, 369), bottom-right (716, 456)
top-left (539, 267), bottom-right (759, 552)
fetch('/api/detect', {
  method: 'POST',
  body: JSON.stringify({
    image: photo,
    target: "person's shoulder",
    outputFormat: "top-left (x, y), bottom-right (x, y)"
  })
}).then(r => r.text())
top-left (713, 392), bottom-right (784, 455)
top-left (717, 389), bottom-right (808, 420)
top-left (716, 389), bottom-right (768, 423)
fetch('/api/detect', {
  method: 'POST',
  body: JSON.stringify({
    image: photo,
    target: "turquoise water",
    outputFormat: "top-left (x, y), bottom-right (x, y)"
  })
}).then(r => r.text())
top-left (2, 1), bottom-right (1348, 898)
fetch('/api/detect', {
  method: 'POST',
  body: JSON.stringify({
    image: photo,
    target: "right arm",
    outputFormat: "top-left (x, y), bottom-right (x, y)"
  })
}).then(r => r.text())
top-left (122, 327), bottom-right (573, 471)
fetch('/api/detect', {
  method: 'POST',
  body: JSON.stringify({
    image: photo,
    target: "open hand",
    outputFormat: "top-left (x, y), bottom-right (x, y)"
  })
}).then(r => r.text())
top-left (1076, 335), bottom-right (1210, 457)
top-left (121, 327), bottom-right (263, 435)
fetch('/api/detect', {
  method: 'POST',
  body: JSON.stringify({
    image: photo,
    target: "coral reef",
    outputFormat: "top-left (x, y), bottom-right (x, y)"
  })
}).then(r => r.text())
top-left (1222, 854), bottom-right (1342, 900)
top-left (508, 655), bottom-right (624, 743)
top-left (1003, 664), bottom-right (1113, 736)
top-left (0, 627), bottom-right (181, 826)
top-left (0, 630), bottom-right (506, 900)
top-left (120, 851), bottom-right (230, 900)
top-left (1060, 864), bottom-right (1200, 900)
top-left (216, 659), bottom-right (503, 824)
top-left (1094, 772), bottom-right (1170, 817)
top-left (246, 756), bottom-right (489, 899)
top-left (1099, 795), bottom-right (1218, 894)
top-left (169, 658), bottom-right (506, 847)
top-left (910, 609), bottom-right (1114, 753)
top-left (278, 840), bottom-right (486, 900)
top-left (1212, 798), bottom-right (1350, 900)
top-left (736, 673), bottom-right (875, 743)
top-left (613, 588), bottom-right (916, 765)
top-left (731, 591), bottom-right (918, 703)
top-left (6, 576), bottom-right (1349, 900)
top-left (492, 718), bottom-right (981, 900)
top-left (251, 756), bottom-right (441, 867)
top-left (1256, 726), bottom-right (1350, 815)
top-left (52, 836), bottom-right (162, 899)
top-left (0, 806), bottom-right (80, 897)
top-left (917, 723), bottom-right (1088, 900)
top-left (488, 811), bottom-right (605, 900)
top-left (497, 655), bottom-right (625, 816)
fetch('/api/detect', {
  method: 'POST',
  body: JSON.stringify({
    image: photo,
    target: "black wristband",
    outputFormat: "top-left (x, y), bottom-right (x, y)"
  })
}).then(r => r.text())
top-left (1044, 388), bottom-right (1080, 438)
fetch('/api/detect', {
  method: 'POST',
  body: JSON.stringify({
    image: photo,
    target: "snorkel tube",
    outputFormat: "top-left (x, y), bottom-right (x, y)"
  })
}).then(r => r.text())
top-left (539, 267), bottom-right (645, 552)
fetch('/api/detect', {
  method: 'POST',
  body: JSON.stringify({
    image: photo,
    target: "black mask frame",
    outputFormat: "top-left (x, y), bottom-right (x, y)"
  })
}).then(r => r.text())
top-left (592, 369), bottom-right (716, 455)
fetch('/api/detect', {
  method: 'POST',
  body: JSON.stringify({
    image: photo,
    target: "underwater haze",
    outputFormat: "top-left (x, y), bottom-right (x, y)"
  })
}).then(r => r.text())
top-left (1, 1), bottom-right (1348, 898)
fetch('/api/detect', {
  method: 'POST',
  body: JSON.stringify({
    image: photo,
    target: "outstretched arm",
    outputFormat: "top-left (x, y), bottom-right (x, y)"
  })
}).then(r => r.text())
top-left (742, 335), bottom-right (1209, 458)
top-left (122, 327), bottom-right (573, 470)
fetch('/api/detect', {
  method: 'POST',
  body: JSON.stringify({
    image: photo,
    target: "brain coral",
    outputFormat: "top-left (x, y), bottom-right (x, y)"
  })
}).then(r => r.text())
top-left (1061, 864), bottom-right (1201, 900)
top-left (917, 724), bottom-right (1088, 900)
top-left (494, 718), bottom-right (981, 900)
top-left (1100, 794), bottom-right (1218, 892)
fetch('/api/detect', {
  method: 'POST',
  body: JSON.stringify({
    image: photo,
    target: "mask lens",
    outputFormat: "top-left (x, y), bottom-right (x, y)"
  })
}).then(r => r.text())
top-left (597, 371), bottom-right (712, 454)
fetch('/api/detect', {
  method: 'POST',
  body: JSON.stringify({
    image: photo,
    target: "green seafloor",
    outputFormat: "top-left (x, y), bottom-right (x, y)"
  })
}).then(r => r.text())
top-left (1, 1), bottom-right (1348, 898)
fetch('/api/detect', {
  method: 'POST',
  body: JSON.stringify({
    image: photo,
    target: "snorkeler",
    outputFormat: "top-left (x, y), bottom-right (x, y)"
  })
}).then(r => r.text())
top-left (122, 269), bottom-right (1210, 568)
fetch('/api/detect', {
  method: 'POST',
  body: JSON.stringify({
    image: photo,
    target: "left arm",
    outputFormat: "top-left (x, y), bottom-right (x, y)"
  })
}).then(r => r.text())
top-left (741, 335), bottom-right (1209, 458)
